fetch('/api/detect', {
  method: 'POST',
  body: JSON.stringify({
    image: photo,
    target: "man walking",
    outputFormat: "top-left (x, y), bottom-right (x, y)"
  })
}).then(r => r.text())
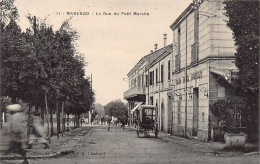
top-left (27, 114), bottom-right (49, 149)
top-left (7, 104), bottom-right (29, 164)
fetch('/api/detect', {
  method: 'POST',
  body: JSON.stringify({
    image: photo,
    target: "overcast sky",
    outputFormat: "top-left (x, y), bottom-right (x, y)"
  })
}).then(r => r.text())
top-left (15, 0), bottom-right (192, 106)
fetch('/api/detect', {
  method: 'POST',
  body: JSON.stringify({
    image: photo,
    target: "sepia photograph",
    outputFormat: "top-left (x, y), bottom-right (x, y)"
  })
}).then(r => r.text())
top-left (0, 0), bottom-right (259, 163)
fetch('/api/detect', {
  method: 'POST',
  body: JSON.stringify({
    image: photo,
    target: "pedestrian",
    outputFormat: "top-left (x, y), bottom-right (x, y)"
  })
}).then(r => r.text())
top-left (101, 116), bottom-right (104, 125)
top-left (107, 115), bottom-right (112, 131)
top-left (6, 104), bottom-right (29, 164)
top-left (27, 113), bottom-right (49, 149)
top-left (121, 116), bottom-right (128, 130)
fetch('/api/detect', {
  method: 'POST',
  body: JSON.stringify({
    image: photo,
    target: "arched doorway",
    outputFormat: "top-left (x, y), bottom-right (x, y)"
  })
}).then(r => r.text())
top-left (168, 96), bottom-right (173, 134)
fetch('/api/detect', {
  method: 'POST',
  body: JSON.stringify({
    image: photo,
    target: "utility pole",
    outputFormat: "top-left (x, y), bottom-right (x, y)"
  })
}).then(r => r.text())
top-left (89, 74), bottom-right (92, 124)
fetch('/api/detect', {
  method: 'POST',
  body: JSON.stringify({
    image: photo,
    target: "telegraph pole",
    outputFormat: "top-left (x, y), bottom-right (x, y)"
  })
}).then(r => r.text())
top-left (89, 74), bottom-right (92, 124)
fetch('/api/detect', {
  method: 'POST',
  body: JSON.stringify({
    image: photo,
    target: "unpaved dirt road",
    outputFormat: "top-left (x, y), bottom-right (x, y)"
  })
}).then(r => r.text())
top-left (1, 125), bottom-right (259, 164)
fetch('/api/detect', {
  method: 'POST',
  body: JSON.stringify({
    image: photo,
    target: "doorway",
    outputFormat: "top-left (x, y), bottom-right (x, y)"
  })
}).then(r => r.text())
top-left (192, 88), bottom-right (199, 136)
top-left (168, 96), bottom-right (173, 134)
top-left (161, 102), bottom-right (165, 132)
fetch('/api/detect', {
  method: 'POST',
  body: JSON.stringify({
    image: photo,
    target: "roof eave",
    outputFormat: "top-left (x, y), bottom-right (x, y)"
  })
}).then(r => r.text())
top-left (170, 3), bottom-right (194, 30)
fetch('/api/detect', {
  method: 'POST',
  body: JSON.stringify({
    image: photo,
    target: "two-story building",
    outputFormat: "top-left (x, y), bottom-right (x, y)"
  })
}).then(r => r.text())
top-left (124, 35), bottom-right (173, 130)
top-left (144, 41), bottom-right (173, 133)
top-left (124, 0), bottom-right (238, 142)
top-left (170, 0), bottom-right (237, 142)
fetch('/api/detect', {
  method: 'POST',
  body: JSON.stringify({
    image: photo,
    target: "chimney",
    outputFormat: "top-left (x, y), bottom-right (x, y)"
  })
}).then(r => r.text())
top-left (163, 33), bottom-right (167, 47)
top-left (154, 43), bottom-right (158, 51)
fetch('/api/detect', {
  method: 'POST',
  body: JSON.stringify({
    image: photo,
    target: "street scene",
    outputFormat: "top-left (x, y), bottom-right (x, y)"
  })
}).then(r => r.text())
top-left (0, 0), bottom-right (259, 164)
top-left (1, 125), bottom-right (259, 164)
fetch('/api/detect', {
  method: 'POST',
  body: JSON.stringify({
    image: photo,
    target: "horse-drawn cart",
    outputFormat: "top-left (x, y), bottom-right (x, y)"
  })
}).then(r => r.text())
top-left (133, 105), bottom-right (158, 138)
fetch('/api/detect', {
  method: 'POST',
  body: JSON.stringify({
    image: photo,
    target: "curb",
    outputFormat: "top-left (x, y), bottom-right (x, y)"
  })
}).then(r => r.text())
top-left (0, 149), bottom-right (74, 160)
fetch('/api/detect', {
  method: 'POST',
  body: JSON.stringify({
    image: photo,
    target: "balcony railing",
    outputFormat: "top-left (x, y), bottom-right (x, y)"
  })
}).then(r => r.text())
top-left (124, 86), bottom-right (145, 99)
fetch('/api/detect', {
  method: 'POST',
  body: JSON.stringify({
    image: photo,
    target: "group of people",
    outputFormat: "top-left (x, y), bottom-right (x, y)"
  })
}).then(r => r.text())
top-left (105, 115), bottom-right (128, 131)
top-left (4, 104), bottom-right (49, 164)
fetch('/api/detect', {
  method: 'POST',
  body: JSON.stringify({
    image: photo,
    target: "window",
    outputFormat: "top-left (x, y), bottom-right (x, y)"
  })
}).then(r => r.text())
top-left (168, 60), bottom-right (171, 80)
top-left (152, 71), bottom-right (154, 85)
top-left (191, 42), bottom-right (198, 63)
top-left (141, 74), bottom-right (144, 87)
top-left (161, 64), bottom-right (164, 83)
top-left (178, 27), bottom-right (181, 54)
top-left (177, 101), bottom-right (181, 125)
top-left (175, 54), bottom-right (181, 71)
top-left (145, 75), bottom-right (148, 87)
top-left (156, 68), bottom-right (158, 83)
top-left (149, 71), bottom-right (154, 86)
top-left (174, 27), bottom-right (181, 72)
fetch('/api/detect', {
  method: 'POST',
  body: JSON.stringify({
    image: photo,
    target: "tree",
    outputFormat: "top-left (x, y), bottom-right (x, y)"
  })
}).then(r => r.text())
top-left (104, 100), bottom-right (128, 121)
top-left (0, 0), bottom-right (19, 26)
top-left (223, 0), bottom-right (259, 142)
top-left (224, 1), bottom-right (259, 98)
top-left (94, 103), bottom-right (104, 116)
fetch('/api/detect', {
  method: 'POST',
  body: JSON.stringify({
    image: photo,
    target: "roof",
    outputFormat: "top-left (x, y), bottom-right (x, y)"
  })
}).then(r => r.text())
top-left (145, 44), bottom-right (173, 70)
top-left (170, 3), bottom-right (194, 30)
top-left (127, 44), bottom-right (172, 77)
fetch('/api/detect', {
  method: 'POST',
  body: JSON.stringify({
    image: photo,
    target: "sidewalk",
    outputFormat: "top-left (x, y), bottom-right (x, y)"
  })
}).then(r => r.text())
top-left (0, 126), bottom-right (92, 160)
top-left (126, 125), bottom-right (259, 157)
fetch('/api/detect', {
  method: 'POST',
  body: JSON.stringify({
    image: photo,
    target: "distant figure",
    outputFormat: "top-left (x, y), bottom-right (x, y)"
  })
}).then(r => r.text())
top-left (107, 116), bottom-right (112, 131)
top-left (101, 116), bottom-right (104, 125)
top-left (121, 116), bottom-right (128, 130)
top-left (7, 104), bottom-right (29, 164)
top-left (27, 114), bottom-right (49, 149)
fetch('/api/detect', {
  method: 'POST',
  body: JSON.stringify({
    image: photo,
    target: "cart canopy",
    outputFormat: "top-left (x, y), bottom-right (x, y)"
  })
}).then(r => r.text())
top-left (131, 102), bottom-right (143, 113)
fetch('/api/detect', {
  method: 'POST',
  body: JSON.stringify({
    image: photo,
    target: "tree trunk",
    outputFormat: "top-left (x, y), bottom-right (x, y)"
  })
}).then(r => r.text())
top-left (61, 101), bottom-right (65, 136)
top-left (27, 104), bottom-right (32, 142)
top-left (56, 102), bottom-right (60, 139)
top-left (74, 115), bottom-right (76, 128)
top-left (67, 114), bottom-right (69, 130)
top-left (50, 107), bottom-right (53, 136)
top-left (44, 93), bottom-right (50, 144)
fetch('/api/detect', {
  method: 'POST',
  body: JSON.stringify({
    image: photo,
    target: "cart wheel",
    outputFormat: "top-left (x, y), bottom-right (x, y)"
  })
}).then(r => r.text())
top-left (137, 130), bottom-right (140, 138)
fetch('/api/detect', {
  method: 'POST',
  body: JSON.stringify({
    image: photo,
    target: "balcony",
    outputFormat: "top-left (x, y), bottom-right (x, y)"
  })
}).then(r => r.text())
top-left (124, 86), bottom-right (146, 102)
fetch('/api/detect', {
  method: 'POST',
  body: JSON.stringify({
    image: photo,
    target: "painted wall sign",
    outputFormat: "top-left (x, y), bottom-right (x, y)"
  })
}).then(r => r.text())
top-left (175, 70), bottom-right (203, 85)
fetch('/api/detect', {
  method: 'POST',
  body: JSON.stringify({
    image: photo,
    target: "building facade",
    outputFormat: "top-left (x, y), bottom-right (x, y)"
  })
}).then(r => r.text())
top-left (124, 37), bottom-right (173, 129)
top-left (124, 0), bottom-right (238, 142)
top-left (144, 43), bottom-right (173, 133)
top-left (170, 0), bottom-right (237, 142)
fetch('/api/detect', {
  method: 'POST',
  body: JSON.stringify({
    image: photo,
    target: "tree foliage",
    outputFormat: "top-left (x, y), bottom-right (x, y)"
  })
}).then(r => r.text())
top-left (218, 1), bottom-right (259, 141)
top-left (104, 100), bottom-right (128, 120)
top-left (224, 1), bottom-right (259, 98)
top-left (0, 2), bottom-right (94, 116)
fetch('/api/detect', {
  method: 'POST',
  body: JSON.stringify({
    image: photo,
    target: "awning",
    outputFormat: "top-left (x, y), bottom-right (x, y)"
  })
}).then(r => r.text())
top-left (131, 102), bottom-right (143, 113)
top-left (210, 67), bottom-right (238, 83)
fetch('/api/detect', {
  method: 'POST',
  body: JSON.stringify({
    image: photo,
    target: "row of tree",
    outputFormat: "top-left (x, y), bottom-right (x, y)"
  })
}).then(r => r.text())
top-left (0, 0), bottom-right (94, 139)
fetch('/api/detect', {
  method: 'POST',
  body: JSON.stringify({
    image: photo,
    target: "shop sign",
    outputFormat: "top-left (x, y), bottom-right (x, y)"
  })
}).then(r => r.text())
top-left (175, 70), bottom-right (202, 85)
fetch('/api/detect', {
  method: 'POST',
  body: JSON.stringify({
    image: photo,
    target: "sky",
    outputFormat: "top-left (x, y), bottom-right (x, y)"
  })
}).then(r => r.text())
top-left (15, 0), bottom-right (192, 106)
